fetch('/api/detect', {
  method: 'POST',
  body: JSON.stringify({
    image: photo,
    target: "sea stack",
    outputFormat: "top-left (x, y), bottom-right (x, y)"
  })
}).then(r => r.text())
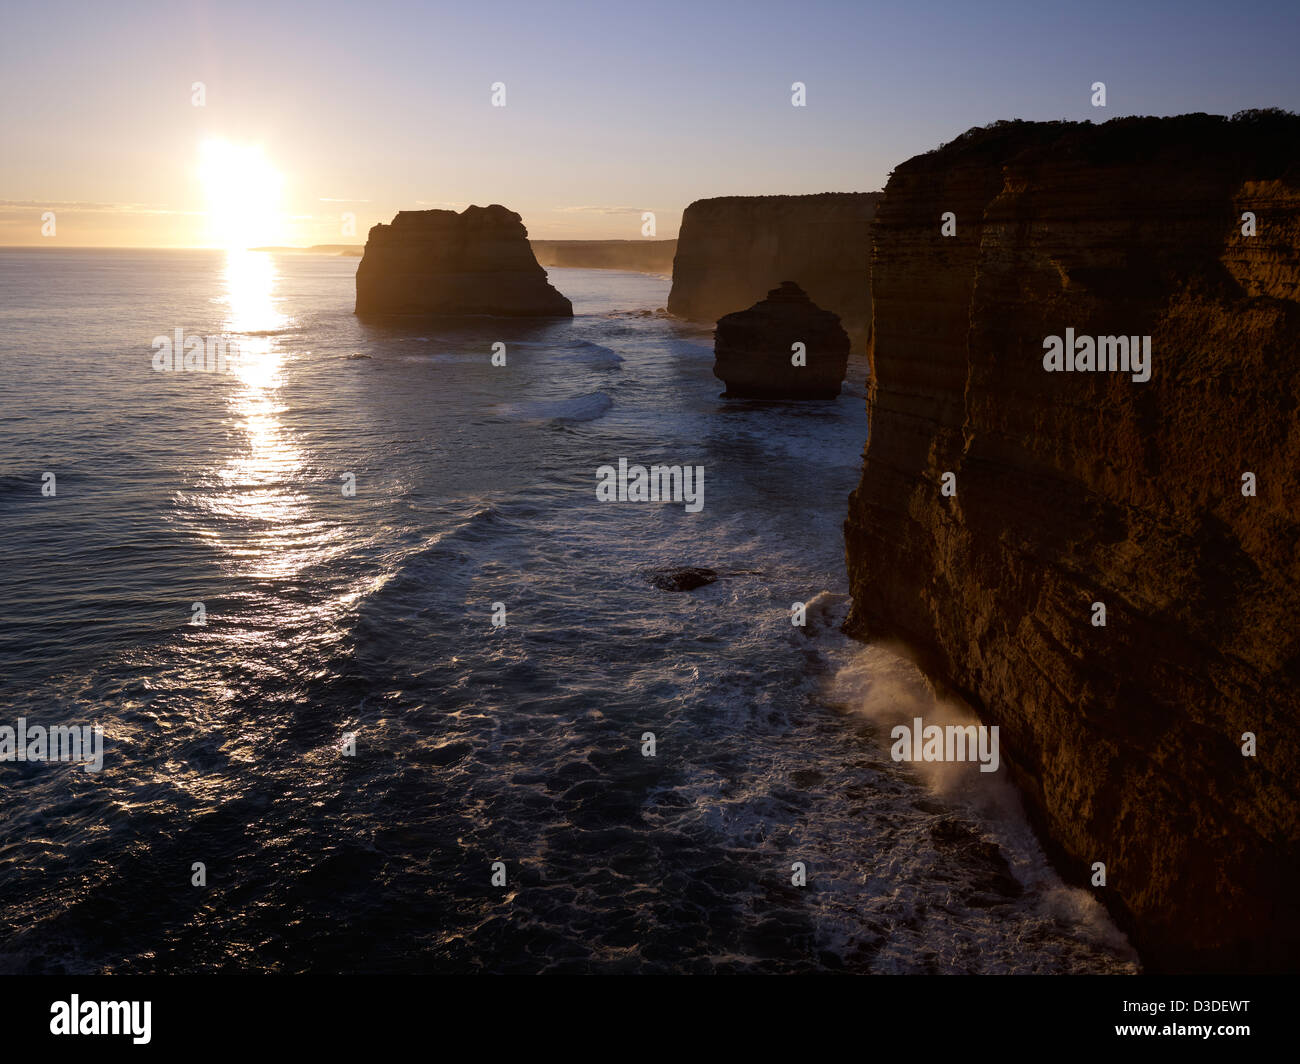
top-left (668, 193), bottom-right (879, 351)
top-left (355, 204), bottom-right (572, 317)
top-left (843, 111), bottom-right (1300, 972)
top-left (713, 282), bottom-right (850, 399)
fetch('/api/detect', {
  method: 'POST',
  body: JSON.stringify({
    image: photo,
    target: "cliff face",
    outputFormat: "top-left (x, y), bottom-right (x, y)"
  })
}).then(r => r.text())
top-left (531, 240), bottom-right (676, 274)
top-left (844, 112), bottom-right (1300, 972)
top-left (668, 193), bottom-right (880, 351)
top-left (355, 205), bottom-right (572, 317)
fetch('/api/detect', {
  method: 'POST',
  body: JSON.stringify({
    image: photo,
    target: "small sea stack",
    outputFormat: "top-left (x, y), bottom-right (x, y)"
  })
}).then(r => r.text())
top-left (668, 192), bottom-right (879, 352)
top-left (712, 281), bottom-right (850, 399)
top-left (355, 204), bottom-right (572, 317)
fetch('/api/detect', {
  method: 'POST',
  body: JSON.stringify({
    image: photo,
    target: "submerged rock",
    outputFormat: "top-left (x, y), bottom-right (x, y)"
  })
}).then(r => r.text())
top-left (713, 282), bottom-right (850, 399)
top-left (643, 566), bottom-right (718, 592)
top-left (355, 204), bottom-right (572, 317)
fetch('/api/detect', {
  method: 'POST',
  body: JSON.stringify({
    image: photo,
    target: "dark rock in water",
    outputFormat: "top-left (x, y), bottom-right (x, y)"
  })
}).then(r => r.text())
top-left (644, 566), bottom-right (718, 592)
top-left (713, 281), bottom-right (850, 399)
top-left (346, 353), bottom-right (372, 359)
top-left (355, 204), bottom-right (572, 317)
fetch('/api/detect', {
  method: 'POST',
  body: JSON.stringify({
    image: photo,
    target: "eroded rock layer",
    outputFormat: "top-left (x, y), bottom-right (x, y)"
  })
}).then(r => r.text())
top-left (355, 205), bottom-right (572, 317)
top-left (844, 112), bottom-right (1300, 972)
top-left (668, 193), bottom-right (880, 351)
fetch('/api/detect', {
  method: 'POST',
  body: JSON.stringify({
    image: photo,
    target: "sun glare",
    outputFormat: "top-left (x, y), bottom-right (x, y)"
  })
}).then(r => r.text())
top-left (199, 139), bottom-right (284, 249)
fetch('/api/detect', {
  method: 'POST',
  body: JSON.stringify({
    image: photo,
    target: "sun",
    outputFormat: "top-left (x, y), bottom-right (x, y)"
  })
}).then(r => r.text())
top-left (199, 139), bottom-right (284, 249)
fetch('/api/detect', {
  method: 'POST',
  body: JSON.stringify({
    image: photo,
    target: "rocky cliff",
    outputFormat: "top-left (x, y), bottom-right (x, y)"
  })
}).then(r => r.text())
top-left (355, 205), bottom-right (571, 317)
top-left (844, 111), bottom-right (1300, 972)
top-left (668, 193), bottom-right (879, 351)
top-left (531, 239), bottom-right (676, 274)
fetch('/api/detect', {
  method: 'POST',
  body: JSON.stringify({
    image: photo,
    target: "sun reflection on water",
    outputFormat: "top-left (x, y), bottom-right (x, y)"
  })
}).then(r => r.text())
top-left (208, 250), bottom-right (320, 581)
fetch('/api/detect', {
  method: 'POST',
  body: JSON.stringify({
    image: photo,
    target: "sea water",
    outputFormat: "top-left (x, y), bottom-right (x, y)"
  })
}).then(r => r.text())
top-left (0, 248), bottom-right (1137, 973)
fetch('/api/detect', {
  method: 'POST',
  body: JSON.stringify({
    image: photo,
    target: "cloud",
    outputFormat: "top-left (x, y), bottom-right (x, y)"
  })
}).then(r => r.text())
top-left (554, 205), bottom-right (652, 215)
top-left (0, 200), bottom-right (201, 216)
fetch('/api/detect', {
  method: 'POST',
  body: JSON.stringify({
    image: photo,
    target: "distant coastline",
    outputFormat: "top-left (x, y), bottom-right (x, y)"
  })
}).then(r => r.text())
top-left (251, 243), bottom-right (364, 256)
top-left (242, 239), bottom-right (680, 276)
top-left (530, 239), bottom-right (676, 275)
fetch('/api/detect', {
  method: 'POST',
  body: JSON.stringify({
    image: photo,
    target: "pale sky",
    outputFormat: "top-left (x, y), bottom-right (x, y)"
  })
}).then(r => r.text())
top-left (2, 0), bottom-right (1297, 247)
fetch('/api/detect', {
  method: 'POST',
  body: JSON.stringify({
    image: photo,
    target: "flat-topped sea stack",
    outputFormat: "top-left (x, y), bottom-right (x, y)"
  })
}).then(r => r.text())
top-left (355, 204), bottom-right (572, 317)
top-left (668, 193), bottom-right (880, 351)
top-left (713, 281), bottom-right (850, 399)
top-left (844, 111), bottom-right (1300, 972)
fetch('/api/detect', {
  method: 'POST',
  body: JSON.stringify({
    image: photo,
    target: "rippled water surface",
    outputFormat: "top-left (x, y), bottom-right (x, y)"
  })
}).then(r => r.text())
top-left (0, 249), bottom-right (1138, 973)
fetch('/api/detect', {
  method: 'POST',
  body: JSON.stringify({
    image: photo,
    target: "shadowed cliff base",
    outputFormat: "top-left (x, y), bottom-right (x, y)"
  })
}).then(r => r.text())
top-left (844, 110), bottom-right (1300, 973)
top-left (668, 192), bottom-right (880, 353)
top-left (355, 204), bottom-right (572, 317)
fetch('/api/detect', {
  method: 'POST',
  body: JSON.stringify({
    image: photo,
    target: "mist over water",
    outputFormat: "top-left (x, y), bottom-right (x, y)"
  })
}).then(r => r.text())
top-left (0, 249), bottom-right (1137, 973)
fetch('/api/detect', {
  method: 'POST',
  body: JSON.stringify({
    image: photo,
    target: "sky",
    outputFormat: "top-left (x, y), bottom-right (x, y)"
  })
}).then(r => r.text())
top-left (2, 0), bottom-right (1298, 247)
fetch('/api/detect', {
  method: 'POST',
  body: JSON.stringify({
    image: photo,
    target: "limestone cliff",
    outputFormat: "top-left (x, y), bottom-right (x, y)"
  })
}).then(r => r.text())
top-left (668, 193), bottom-right (879, 351)
top-left (355, 205), bottom-right (572, 317)
top-left (844, 112), bottom-right (1300, 972)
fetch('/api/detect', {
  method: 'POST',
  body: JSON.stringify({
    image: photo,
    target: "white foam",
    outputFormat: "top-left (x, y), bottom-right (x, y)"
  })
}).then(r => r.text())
top-left (828, 641), bottom-right (1139, 960)
top-left (495, 391), bottom-right (613, 424)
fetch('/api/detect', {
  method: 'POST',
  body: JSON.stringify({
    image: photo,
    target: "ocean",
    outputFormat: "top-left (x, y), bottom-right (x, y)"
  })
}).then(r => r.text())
top-left (0, 248), bottom-right (1138, 973)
